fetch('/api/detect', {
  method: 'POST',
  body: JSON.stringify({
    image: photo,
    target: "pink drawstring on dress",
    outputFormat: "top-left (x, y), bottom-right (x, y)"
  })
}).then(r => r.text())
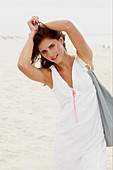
top-left (72, 89), bottom-right (78, 123)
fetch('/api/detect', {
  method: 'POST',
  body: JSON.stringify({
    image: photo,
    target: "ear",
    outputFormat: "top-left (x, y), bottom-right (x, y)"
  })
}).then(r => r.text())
top-left (59, 37), bottom-right (64, 45)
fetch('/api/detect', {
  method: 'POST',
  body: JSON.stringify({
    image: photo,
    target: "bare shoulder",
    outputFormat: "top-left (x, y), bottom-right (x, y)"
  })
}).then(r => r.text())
top-left (76, 50), bottom-right (94, 70)
top-left (18, 63), bottom-right (53, 87)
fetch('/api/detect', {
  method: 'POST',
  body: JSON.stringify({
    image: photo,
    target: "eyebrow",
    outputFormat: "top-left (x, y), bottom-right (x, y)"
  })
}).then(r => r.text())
top-left (41, 43), bottom-right (54, 53)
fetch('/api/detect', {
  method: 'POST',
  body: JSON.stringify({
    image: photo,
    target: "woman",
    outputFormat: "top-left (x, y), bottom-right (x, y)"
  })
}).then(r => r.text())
top-left (17, 16), bottom-right (107, 170)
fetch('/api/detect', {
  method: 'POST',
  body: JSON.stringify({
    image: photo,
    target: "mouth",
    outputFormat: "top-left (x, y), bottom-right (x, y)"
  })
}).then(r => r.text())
top-left (52, 54), bottom-right (58, 60)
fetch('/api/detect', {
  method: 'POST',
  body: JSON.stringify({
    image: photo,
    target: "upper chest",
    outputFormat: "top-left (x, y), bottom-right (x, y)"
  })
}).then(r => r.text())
top-left (47, 67), bottom-right (73, 89)
top-left (48, 62), bottom-right (93, 92)
top-left (58, 69), bottom-right (73, 88)
top-left (47, 52), bottom-right (94, 90)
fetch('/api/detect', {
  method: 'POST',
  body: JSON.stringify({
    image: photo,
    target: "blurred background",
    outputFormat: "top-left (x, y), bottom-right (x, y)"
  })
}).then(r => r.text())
top-left (0, 0), bottom-right (112, 47)
top-left (0, 0), bottom-right (112, 170)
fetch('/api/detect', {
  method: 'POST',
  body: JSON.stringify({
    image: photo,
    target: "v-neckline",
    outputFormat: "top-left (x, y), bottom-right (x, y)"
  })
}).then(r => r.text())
top-left (53, 57), bottom-right (75, 89)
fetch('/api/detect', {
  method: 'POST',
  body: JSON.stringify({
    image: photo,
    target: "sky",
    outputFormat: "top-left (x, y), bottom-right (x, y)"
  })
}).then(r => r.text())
top-left (0, 0), bottom-right (112, 43)
top-left (0, 0), bottom-right (111, 8)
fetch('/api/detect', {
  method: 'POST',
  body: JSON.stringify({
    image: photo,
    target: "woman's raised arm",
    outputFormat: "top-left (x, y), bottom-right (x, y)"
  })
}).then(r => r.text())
top-left (45, 20), bottom-right (93, 65)
top-left (17, 17), bottom-right (51, 85)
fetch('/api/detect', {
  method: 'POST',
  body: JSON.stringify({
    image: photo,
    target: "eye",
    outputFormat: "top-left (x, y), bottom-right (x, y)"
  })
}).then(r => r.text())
top-left (42, 50), bottom-right (47, 54)
top-left (50, 44), bottom-right (54, 48)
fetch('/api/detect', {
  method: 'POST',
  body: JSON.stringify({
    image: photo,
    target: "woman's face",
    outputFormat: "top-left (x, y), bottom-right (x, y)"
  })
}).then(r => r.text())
top-left (38, 37), bottom-right (65, 64)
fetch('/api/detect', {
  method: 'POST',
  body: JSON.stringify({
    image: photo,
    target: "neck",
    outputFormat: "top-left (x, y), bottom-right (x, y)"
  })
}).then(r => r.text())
top-left (54, 52), bottom-right (75, 72)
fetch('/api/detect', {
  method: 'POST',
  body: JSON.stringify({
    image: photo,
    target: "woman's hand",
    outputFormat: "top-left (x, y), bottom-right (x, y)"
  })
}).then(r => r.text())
top-left (27, 16), bottom-right (39, 34)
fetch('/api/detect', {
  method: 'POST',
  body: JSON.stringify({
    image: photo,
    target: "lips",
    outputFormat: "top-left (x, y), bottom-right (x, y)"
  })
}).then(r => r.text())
top-left (52, 54), bottom-right (58, 60)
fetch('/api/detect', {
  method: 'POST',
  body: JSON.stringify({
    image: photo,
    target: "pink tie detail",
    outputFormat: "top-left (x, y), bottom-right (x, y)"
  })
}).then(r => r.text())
top-left (72, 89), bottom-right (78, 123)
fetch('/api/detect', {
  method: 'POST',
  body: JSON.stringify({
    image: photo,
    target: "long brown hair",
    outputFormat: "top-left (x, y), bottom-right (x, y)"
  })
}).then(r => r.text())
top-left (31, 22), bottom-right (66, 68)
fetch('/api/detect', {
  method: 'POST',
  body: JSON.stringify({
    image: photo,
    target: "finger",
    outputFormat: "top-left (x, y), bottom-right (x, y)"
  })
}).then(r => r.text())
top-left (32, 16), bottom-right (39, 20)
top-left (27, 17), bottom-right (39, 26)
top-left (29, 18), bottom-right (36, 25)
top-left (32, 16), bottom-right (39, 23)
top-left (32, 16), bottom-right (39, 19)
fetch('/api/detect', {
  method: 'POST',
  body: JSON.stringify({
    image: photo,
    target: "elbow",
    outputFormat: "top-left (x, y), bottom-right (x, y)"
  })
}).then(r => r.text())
top-left (17, 61), bottom-right (28, 71)
top-left (17, 61), bottom-right (23, 70)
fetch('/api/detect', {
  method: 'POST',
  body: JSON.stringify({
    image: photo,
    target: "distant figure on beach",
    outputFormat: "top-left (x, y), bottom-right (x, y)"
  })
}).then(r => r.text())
top-left (108, 45), bottom-right (110, 49)
top-left (102, 44), bottom-right (111, 50)
top-left (103, 44), bottom-right (105, 49)
top-left (17, 16), bottom-right (107, 170)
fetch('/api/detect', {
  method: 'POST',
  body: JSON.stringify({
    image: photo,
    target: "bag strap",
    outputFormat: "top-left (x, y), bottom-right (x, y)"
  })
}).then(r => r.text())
top-left (76, 55), bottom-right (91, 70)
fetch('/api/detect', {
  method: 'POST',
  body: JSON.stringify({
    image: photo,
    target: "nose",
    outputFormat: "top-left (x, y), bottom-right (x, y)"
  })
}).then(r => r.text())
top-left (48, 49), bottom-right (54, 58)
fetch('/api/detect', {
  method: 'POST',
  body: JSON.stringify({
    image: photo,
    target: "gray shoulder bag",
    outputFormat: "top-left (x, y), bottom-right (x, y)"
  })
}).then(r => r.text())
top-left (76, 56), bottom-right (113, 147)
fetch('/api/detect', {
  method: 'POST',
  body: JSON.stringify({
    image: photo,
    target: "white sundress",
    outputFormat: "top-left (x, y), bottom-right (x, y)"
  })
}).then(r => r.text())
top-left (49, 54), bottom-right (107, 170)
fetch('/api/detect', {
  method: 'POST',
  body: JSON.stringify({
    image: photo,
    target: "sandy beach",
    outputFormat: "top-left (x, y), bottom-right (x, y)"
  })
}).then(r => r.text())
top-left (0, 36), bottom-right (112, 170)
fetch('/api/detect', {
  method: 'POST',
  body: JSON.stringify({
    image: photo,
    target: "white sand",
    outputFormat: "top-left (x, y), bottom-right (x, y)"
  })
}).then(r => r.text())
top-left (0, 37), bottom-right (112, 170)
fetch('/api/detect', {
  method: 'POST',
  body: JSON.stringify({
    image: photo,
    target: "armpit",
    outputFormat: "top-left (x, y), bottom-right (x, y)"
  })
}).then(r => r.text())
top-left (76, 50), bottom-right (94, 71)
